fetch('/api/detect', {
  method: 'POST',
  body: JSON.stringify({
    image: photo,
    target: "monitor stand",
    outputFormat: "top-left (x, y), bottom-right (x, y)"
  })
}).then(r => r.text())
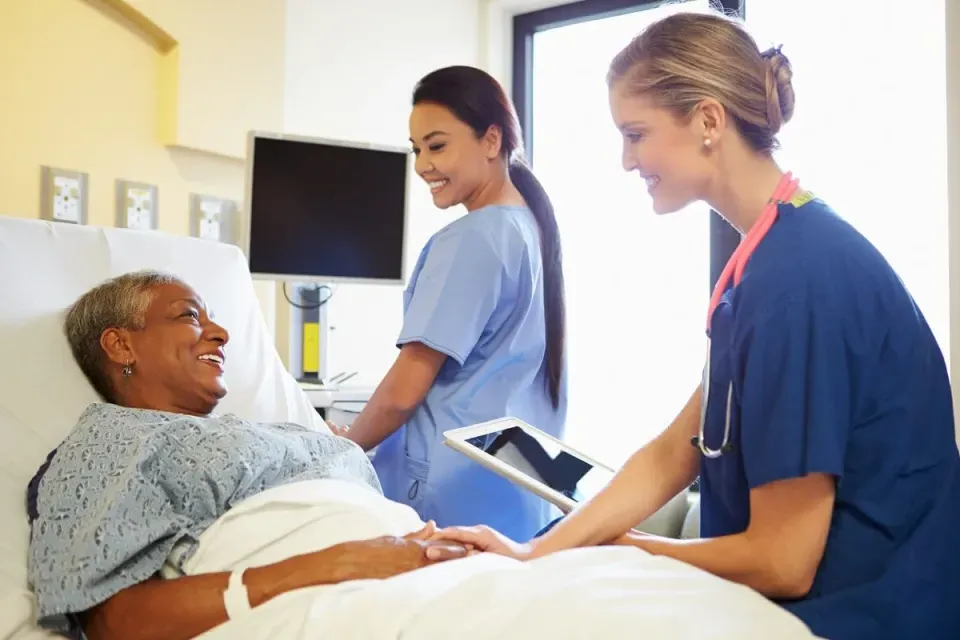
top-left (289, 281), bottom-right (331, 384)
top-left (289, 283), bottom-right (359, 388)
top-left (316, 293), bottom-right (330, 382)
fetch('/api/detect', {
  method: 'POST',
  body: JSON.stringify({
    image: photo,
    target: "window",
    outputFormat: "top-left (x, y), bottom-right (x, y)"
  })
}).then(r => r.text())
top-left (745, 0), bottom-right (949, 357)
top-left (515, 0), bottom-right (728, 466)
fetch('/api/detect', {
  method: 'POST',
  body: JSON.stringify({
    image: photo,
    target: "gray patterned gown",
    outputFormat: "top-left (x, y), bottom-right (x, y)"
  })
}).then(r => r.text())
top-left (26, 402), bottom-right (381, 635)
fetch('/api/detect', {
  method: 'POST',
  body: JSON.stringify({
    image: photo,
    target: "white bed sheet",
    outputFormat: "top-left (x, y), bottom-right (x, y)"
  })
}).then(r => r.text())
top-left (183, 479), bottom-right (819, 640)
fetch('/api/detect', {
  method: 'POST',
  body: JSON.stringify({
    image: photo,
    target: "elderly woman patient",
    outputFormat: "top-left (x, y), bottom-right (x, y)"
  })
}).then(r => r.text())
top-left (26, 271), bottom-right (467, 640)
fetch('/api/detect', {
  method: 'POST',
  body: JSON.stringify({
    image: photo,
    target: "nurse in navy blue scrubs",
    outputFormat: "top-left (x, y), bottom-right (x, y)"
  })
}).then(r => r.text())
top-left (432, 10), bottom-right (960, 640)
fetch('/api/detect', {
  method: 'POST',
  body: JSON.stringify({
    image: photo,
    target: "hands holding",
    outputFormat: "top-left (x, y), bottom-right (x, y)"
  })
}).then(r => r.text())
top-left (427, 524), bottom-right (534, 561)
top-left (268, 520), bottom-right (471, 595)
top-left (329, 521), bottom-right (472, 580)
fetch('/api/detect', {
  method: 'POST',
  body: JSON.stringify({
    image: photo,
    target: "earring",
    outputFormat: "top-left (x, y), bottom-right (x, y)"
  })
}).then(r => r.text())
top-left (704, 138), bottom-right (713, 149)
top-left (122, 361), bottom-right (133, 377)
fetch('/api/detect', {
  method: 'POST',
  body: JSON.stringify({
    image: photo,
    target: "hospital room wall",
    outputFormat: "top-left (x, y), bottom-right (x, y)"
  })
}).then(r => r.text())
top-left (0, 0), bottom-right (285, 336)
top-left (276, 0), bottom-right (481, 380)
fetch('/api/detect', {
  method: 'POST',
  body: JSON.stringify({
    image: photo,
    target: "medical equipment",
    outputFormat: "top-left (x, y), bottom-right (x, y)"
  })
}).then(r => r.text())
top-left (444, 418), bottom-right (618, 514)
top-left (242, 131), bottom-right (411, 286)
top-left (242, 130), bottom-right (412, 380)
top-left (692, 172), bottom-right (800, 459)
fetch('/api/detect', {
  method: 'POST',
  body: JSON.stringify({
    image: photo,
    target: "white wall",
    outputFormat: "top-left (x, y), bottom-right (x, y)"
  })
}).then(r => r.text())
top-left (282, 0), bottom-right (481, 384)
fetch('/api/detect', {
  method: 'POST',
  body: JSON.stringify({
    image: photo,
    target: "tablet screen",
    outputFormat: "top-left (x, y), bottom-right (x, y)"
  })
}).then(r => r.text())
top-left (467, 426), bottom-right (616, 503)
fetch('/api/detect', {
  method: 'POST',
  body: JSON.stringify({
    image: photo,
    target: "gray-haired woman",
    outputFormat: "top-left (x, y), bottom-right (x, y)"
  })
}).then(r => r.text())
top-left (26, 271), bottom-right (466, 640)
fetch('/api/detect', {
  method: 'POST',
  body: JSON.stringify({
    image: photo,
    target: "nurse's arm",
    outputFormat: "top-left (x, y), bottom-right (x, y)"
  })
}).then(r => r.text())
top-left (529, 385), bottom-right (703, 555)
top-left (342, 342), bottom-right (447, 451)
top-left (624, 472), bottom-right (835, 600)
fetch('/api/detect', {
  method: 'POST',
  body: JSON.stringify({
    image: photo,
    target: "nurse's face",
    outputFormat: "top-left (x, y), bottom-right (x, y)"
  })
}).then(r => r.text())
top-left (409, 102), bottom-right (496, 210)
top-left (609, 82), bottom-right (713, 215)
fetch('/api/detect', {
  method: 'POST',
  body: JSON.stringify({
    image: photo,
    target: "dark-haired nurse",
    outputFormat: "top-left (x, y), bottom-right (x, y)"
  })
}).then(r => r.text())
top-left (334, 65), bottom-right (568, 540)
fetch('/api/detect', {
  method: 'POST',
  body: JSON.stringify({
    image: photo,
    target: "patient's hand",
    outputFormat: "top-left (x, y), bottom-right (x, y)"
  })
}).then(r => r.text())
top-left (82, 523), bottom-right (469, 640)
top-left (326, 420), bottom-right (350, 438)
top-left (430, 525), bottom-right (532, 560)
top-left (291, 523), bottom-right (469, 584)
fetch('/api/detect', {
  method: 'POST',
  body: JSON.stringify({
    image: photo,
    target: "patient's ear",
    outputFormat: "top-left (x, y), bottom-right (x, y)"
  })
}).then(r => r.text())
top-left (100, 328), bottom-right (135, 366)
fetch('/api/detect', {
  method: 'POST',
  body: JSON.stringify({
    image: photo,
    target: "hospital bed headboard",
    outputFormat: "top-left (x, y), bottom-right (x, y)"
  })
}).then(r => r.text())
top-left (0, 216), bottom-right (329, 638)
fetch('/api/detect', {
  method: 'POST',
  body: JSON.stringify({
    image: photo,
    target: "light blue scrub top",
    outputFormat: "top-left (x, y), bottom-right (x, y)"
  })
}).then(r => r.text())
top-left (699, 195), bottom-right (960, 640)
top-left (372, 204), bottom-right (567, 540)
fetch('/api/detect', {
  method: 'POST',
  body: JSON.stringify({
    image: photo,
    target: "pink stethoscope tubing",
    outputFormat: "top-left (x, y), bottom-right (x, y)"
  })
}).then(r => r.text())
top-left (694, 172), bottom-right (800, 459)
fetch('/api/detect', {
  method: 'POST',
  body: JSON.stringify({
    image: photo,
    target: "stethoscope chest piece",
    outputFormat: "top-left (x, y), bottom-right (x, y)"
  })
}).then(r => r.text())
top-left (690, 434), bottom-right (735, 458)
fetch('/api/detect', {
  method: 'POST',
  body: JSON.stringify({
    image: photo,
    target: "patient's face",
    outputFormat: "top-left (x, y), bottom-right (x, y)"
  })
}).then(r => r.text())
top-left (125, 282), bottom-right (230, 415)
top-left (409, 102), bottom-right (496, 211)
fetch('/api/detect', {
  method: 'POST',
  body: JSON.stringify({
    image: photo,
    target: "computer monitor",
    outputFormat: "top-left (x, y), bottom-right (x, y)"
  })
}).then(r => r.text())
top-left (242, 131), bottom-right (410, 285)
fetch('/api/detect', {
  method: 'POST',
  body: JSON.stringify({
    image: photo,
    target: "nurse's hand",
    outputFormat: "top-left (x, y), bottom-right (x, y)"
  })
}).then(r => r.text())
top-left (430, 525), bottom-right (532, 560)
top-left (610, 530), bottom-right (652, 546)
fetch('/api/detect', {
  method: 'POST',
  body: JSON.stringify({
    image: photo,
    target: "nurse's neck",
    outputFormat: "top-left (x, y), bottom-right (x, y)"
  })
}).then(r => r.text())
top-left (464, 165), bottom-right (525, 212)
top-left (705, 150), bottom-right (786, 235)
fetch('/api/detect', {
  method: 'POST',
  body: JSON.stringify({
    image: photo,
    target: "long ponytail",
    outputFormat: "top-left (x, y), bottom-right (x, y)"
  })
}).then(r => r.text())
top-left (509, 158), bottom-right (566, 410)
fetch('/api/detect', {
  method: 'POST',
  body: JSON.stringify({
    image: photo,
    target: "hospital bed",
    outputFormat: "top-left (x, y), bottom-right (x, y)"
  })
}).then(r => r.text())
top-left (0, 215), bottom-right (818, 639)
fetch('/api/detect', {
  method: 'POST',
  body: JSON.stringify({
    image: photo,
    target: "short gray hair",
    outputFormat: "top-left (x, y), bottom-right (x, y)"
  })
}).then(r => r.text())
top-left (65, 270), bottom-right (183, 402)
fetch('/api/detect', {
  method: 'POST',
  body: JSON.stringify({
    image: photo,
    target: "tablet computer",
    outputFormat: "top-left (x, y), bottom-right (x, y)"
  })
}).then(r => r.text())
top-left (443, 417), bottom-right (618, 514)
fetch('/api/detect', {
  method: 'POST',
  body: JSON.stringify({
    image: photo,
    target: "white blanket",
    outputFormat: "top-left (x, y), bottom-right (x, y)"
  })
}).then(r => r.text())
top-left (182, 479), bottom-right (818, 640)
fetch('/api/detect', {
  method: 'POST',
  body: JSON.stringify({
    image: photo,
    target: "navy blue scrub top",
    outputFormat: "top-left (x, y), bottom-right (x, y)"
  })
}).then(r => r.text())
top-left (699, 195), bottom-right (960, 640)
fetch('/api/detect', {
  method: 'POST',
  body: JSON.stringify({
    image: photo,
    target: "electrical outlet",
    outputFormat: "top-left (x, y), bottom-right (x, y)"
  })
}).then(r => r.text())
top-left (40, 166), bottom-right (88, 224)
top-left (116, 180), bottom-right (158, 230)
top-left (190, 194), bottom-right (237, 243)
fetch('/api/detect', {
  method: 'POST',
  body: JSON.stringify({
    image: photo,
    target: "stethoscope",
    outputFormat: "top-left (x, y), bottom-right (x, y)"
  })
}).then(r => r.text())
top-left (691, 172), bottom-right (800, 459)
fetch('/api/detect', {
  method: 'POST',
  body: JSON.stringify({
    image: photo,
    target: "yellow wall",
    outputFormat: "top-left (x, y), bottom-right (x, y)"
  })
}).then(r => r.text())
top-left (0, 0), bottom-right (284, 332)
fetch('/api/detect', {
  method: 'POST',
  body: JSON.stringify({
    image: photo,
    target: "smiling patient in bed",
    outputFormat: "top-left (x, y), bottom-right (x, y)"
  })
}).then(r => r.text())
top-left (26, 271), bottom-right (469, 640)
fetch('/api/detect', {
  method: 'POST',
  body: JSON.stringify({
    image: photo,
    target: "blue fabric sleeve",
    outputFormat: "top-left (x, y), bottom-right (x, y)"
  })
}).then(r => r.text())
top-left (398, 229), bottom-right (505, 365)
top-left (735, 296), bottom-right (851, 489)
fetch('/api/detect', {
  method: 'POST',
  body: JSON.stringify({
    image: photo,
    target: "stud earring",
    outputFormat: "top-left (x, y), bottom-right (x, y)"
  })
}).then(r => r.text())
top-left (704, 138), bottom-right (713, 148)
top-left (122, 361), bottom-right (133, 377)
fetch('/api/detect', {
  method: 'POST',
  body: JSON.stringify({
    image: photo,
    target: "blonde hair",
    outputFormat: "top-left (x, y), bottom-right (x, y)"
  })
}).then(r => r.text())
top-left (608, 9), bottom-right (794, 153)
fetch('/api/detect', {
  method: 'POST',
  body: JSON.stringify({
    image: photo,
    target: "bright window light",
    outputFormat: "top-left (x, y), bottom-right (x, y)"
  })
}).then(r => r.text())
top-left (531, 0), bottom-right (711, 466)
top-left (746, 0), bottom-right (949, 361)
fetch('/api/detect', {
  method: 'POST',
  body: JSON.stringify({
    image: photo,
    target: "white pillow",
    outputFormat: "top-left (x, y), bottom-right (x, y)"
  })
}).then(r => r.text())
top-left (0, 215), bottom-right (328, 636)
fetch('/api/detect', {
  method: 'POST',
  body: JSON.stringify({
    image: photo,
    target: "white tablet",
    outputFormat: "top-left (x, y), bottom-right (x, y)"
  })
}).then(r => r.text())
top-left (443, 417), bottom-right (618, 514)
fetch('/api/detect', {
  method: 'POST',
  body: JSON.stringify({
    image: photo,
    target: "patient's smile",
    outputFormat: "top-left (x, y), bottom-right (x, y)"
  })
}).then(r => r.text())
top-left (198, 353), bottom-right (224, 371)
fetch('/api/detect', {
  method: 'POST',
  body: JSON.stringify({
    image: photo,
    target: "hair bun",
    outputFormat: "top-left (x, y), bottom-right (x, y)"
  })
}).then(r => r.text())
top-left (761, 46), bottom-right (795, 133)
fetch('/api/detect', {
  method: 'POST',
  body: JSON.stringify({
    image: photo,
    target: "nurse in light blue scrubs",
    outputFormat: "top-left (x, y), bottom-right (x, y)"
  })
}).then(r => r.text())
top-left (336, 65), bottom-right (567, 540)
top-left (431, 11), bottom-right (960, 640)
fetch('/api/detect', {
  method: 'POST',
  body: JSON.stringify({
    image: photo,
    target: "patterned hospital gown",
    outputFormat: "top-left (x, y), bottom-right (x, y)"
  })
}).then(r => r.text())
top-left (26, 402), bottom-right (381, 635)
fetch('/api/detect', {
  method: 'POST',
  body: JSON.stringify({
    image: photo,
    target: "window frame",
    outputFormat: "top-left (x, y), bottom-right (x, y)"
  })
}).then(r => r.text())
top-left (511, 0), bottom-right (744, 293)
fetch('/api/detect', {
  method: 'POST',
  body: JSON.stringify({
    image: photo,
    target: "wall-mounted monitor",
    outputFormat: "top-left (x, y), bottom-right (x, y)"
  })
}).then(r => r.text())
top-left (242, 131), bottom-right (410, 285)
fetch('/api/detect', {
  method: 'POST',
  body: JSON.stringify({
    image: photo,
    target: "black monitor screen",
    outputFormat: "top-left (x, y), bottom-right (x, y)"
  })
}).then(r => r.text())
top-left (246, 135), bottom-right (408, 282)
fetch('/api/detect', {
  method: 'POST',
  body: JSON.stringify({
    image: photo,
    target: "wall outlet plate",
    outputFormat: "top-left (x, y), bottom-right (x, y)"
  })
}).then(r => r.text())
top-left (40, 166), bottom-right (88, 224)
top-left (116, 180), bottom-right (158, 230)
top-left (189, 194), bottom-right (237, 244)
